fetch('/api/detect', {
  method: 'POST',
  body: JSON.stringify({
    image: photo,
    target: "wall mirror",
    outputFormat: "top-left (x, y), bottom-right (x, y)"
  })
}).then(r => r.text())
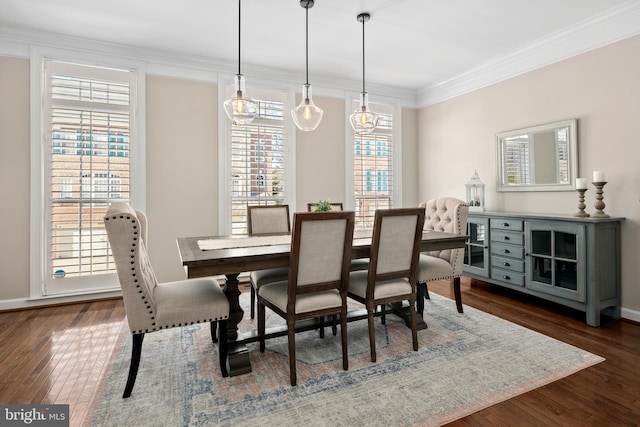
top-left (496, 119), bottom-right (578, 192)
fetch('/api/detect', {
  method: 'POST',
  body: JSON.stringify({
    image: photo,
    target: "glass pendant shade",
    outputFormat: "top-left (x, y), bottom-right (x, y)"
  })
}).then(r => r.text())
top-left (224, 74), bottom-right (257, 125)
top-left (350, 12), bottom-right (378, 135)
top-left (349, 92), bottom-right (379, 135)
top-left (292, 83), bottom-right (323, 131)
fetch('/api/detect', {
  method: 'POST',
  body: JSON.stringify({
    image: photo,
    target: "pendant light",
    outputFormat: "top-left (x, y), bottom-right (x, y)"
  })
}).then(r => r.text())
top-left (291, 0), bottom-right (323, 131)
top-left (349, 12), bottom-right (379, 135)
top-left (224, 0), bottom-right (257, 125)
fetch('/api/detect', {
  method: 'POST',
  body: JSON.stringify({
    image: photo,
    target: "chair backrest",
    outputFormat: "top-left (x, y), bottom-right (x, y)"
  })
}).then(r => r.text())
top-left (104, 202), bottom-right (158, 333)
top-left (306, 202), bottom-right (344, 212)
top-left (367, 208), bottom-right (426, 294)
top-left (420, 198), bottom-right (469, 274)
top-left (247, 205), bottom-right (291, 235)
top-left (287, 211), bottom-right (355, 311)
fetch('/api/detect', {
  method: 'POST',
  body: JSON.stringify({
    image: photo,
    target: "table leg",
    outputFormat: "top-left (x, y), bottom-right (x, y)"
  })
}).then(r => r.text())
top-left (223, 273), bottom-right (251, 376)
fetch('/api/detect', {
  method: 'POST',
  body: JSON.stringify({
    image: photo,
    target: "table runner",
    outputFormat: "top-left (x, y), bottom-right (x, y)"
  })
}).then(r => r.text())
top-left (197, 229), bottom-right (373, 251)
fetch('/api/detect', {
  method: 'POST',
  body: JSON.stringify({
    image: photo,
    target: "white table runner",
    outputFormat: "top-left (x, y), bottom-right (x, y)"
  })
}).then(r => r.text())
top-left (197, 229), bottom-right (373, 251)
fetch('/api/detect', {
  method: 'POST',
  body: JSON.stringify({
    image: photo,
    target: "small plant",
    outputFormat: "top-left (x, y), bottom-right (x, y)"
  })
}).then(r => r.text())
top-left (313, 199), bottom-right (333, 212)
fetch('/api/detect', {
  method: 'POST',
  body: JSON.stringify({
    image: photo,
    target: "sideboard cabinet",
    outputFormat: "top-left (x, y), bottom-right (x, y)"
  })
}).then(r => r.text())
top-left (462, 211), bottom-right (624, 326)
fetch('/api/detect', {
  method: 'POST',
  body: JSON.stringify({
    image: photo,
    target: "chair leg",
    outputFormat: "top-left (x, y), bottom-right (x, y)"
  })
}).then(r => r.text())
top-left (210, 320), bottom-right (218, 343)
top-left (319, 316), bottom-right (325, 338)
top-left (258, 299), bottom-right (266, 352)
top-left (409, 300), bottom-right (418, 351)
top-left (367, 306), bottom-right (376, 363)
top-left (332, 315), bottom-right (337, 336)
top-left (380, 305), bottom-right (386, 325)
top-left (250, 285), bottom-right (256, 319)
top-left (287, 320), bottom-right (297, 386)
top-left (416, 282), bottom-right (426, 318)
top-left (218, 319), bottom-right (229, 377)
top-left (340, 310), bottom-right (348, 371)
top-left (123, 333), bottom-right (144, 398)
top-left (452, 277), bottom-right (463, 313)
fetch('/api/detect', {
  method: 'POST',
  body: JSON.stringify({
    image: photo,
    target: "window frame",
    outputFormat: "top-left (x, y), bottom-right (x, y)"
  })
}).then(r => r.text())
top-left (217, 75), bottom-right (296, 235)
top-left (30, 48), bottom-right (146, 299)
top-left (345, 94), bottom-right (402, 226)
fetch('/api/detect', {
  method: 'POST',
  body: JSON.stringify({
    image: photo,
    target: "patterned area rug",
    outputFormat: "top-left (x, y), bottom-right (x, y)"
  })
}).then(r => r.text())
top-left (88, 292), bottom-right (603, 427)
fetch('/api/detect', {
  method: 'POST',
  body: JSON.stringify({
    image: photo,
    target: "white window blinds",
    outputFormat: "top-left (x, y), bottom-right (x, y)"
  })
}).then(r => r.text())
top-left (354, 111), bottom-right (394, 228)
top-left (43, 60), bottom-right (135, 295)
top-left (229, 99), bottom-right (287, 235)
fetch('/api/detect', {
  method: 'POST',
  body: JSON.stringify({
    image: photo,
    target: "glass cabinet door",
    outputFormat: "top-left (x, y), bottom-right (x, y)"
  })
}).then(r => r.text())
top-left (526, 221), bottom-right (586, 302)
top-left (463, 217), bottom-right (489, 277)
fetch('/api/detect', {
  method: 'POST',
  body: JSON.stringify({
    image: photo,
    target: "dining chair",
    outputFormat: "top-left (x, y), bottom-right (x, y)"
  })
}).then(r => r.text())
top-left (104, 202), bottom-right (229, 398)
top-left (257, 211), bottom-right (355, 386)
top-left (248, 204), bottom-right (291, 319)
top-left (416, 198), bottom-right (469, 316)
top-left (347, 207), bottom-right (425, 363)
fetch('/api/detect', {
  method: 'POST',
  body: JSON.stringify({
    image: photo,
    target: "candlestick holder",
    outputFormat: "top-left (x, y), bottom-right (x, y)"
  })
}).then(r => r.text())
top-left (573, 188), bottom-right (590, 217)
top-left (592, 181), bottom-right (610, 218)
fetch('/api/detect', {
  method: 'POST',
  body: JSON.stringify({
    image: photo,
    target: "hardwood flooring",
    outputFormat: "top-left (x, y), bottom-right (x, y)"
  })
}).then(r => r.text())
top-left (1, 278), bottom-right (639, 426)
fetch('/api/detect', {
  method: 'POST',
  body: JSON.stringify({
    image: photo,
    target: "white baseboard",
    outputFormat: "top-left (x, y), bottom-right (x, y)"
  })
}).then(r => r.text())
top-left (0, 290), bottom-right (122, 311)
top-left (621, 307), bottom-right (640, 324)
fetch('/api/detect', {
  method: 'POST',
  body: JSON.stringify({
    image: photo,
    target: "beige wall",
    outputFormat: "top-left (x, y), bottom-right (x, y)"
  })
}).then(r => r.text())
top-left (0, 57), bottom-right (30, 300)
top-left (418, 34), bottom-right (640, 316)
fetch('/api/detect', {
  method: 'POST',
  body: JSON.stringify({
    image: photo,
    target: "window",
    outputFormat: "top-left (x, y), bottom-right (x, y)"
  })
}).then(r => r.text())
top-left (352, 103), bottom-right (397, 228)
top-left (221, 86), bottom-right (292, 235)
top-left (32, 57), bottom-right (143, 297)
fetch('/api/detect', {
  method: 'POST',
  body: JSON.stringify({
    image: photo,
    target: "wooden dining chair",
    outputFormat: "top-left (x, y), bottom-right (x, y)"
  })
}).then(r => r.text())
top-left (257, 211), bottom-right (355, 386)
top-left (248, 204), bottom-right (291, 319)
top-left (347, 207), bottom-right (425, 362)
top-left (104, 202), bottom-right (230, 398)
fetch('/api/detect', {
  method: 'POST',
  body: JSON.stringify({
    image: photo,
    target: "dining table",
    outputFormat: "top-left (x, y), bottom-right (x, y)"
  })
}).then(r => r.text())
top-left (177, 229), bottom-right (467, 376)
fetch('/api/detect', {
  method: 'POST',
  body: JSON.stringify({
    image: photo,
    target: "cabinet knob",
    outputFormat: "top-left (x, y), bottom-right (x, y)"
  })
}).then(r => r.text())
top-left (503, 262), bottom-right (510, 267)
top-left (503, 275), bottom-right (511, 280)
top-left (502, 249), bottom-right (510, 254)
top-left (503, 223), bottom-right (510, 227)
top-left (503, 236), bottom-right (510, 240)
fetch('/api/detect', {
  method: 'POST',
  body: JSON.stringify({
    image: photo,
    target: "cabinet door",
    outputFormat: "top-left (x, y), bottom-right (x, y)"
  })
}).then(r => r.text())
top-left (525, 220), bottom-right (586, 302)
top-left (463, 216), bottom-right (489, 277)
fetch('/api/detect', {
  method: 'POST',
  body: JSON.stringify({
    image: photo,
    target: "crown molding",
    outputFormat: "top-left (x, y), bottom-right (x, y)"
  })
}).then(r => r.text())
top-left (0, 26), bottom-right (418, 107)
top-left (417, 0), bottom-right (640, 107)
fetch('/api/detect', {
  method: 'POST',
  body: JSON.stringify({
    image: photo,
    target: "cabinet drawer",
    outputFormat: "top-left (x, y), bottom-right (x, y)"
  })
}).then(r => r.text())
top-left (491, 255), bottom-right (525, 273)
top-left (491, 219), bottom-right (523, 231)
top-left (491, 268), bottom-right (525, 287)
top-left (491, 242), bottom-right (524, 259)
top-left (491, 230), bottom-right (524, 246)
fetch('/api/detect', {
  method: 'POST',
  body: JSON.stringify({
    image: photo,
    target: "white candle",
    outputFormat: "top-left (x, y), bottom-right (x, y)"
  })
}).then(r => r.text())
top-left (593, 171), bottom-right (605, 182)
top-left (576, 178), bottom-right (587, 190)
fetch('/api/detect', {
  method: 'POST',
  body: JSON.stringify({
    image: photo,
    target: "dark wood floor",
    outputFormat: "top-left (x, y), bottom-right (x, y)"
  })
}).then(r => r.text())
top-left (1, 278), bottom-right (639, 426)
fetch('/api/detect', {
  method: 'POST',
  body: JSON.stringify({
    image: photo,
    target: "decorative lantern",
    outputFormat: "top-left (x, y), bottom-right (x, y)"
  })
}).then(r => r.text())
top-left (466, 171), bottom-right (485, 212)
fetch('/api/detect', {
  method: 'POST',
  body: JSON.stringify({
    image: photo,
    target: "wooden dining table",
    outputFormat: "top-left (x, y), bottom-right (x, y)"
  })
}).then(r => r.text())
top-left (177, 229), bottom-right (467, 376)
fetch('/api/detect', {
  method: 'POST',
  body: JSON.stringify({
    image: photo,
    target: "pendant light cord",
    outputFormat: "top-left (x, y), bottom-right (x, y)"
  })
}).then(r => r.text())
top-left (361, 15), bottom-right (366, 94)
top-left (305, 4), bottom-right (309, 85)
top-left (237, 0), bottom-right (242, 75)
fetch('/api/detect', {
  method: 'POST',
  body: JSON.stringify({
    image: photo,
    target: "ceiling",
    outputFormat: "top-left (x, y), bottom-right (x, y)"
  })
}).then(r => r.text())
top-left (1, 0), bottom-right (638, 99)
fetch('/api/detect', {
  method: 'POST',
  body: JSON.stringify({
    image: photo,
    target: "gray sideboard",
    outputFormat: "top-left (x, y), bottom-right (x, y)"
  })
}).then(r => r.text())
top-left (461, 211), bottom-right (624, 326)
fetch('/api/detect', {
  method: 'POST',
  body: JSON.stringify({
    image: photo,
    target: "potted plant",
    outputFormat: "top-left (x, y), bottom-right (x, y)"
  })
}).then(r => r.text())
top-left (313, 199), bottom-right (333, 212)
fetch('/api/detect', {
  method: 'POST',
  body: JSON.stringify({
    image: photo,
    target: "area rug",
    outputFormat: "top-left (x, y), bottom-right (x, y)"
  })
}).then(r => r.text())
top-left (88, 292), bottom-right (604, 427)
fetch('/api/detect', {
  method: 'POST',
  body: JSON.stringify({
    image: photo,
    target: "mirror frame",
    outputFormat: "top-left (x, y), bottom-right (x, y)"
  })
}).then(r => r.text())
top-left (496, 119), bottom-right (578, 192)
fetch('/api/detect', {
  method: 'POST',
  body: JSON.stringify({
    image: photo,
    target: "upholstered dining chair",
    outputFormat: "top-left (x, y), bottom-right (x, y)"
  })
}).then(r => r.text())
top-left (248, 204), bottom-right (291, 319)
top-left (348, 207), bottom-right (425, 363)
top-left (258, 211), bottom-right (355, 386)
top-left (104, 202), bottom-right (230, 398)
top-left (417, 198), bottom-right (469, 315)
